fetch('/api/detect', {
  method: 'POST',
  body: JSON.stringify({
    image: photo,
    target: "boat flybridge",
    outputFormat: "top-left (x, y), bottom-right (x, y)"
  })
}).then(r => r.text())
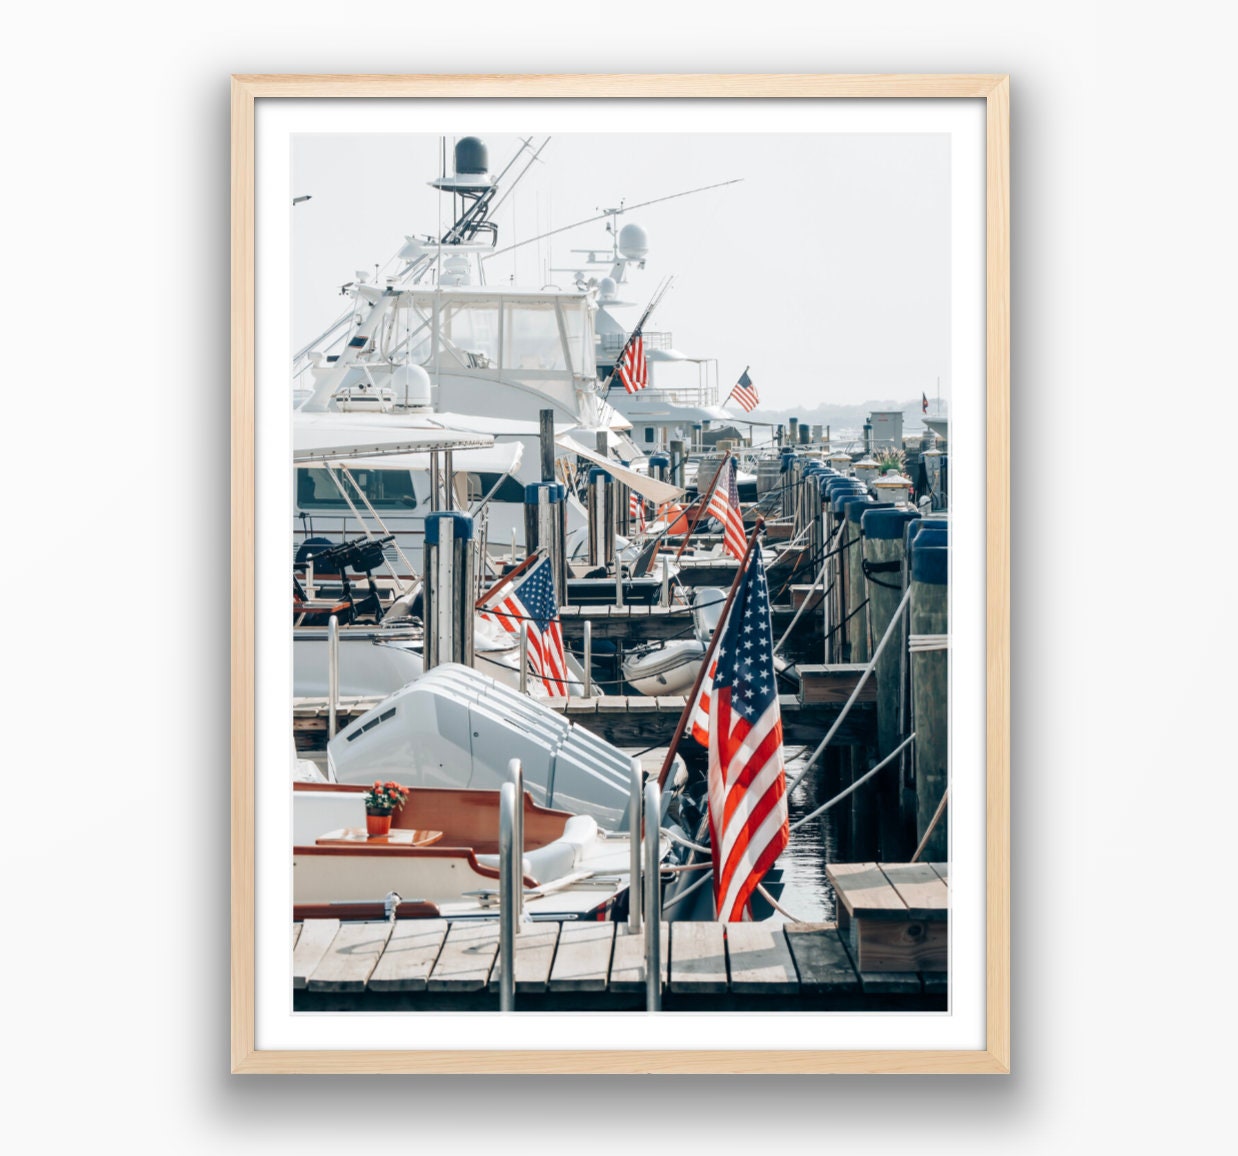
top-left (290, 136), bottom-right (667, 584)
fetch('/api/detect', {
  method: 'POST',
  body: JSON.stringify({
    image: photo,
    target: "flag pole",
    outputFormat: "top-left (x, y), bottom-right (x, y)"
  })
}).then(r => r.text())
top-left (474, 548), bottom-right (543, 609)
top-left (598, 277), bottom-right (672, 393)
top-left (673, 449), bottom-right (733, 562)
top-left (656, 518), bottom-right (764, 790)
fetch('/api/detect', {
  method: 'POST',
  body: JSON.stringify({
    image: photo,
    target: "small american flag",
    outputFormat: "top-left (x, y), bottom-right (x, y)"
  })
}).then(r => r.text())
top-left (705, 457), bottom-right (746, 560)
top-left (617, 330), bottom-right (648, 393)
top-left (727, 369), bottom-right (759, 413)
top-left (629, 490), bottom-right (647, 533)
top-left (698, 541), bottom-right (788, 920)
top-left (477, 555), bottom-right (567, 696)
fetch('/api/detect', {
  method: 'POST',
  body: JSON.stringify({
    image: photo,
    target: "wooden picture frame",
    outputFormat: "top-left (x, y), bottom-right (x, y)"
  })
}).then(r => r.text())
top-left (231, 73), bottom-right (1009, 1074)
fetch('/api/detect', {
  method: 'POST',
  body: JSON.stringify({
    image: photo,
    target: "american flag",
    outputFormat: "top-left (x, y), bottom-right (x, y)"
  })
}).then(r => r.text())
top-left (617, 331), bottom-right (648, 393)
top-left (629, 490), bottom-right (646, 533)
top-left (477, 555), bottom-right (568, 696)
top-left (694, 541), bottom-right (788, 920)
top-left (726, 369), bottom-right (759, 412)
top-left (705, 457), bottom-right (746, 560)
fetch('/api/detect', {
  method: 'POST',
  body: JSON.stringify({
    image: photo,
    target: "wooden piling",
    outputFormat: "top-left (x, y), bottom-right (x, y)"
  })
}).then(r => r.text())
top-left (909, 540), bottom-right (948, 861)
top-left (539, 408), bottom-right (555, 483)
top-left (862, 507), bottom-right (920, 859)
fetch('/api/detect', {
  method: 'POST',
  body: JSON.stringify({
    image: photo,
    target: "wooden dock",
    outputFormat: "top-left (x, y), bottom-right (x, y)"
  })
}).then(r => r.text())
top-left (558, 602), bottom-right (823, 650)
top-left (292, 918), bottom-right (946, 1012)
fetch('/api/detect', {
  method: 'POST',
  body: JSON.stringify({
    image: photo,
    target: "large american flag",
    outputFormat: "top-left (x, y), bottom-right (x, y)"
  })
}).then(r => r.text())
top-left (477, 555), bottom-right (568, 696)
top-left (617, 330), bottom-right (648, 393)
top-left (726, 369), bottom-right (759, 412)
top-left (695, 541), bottom-right (788, 920)
top-left (705, 457), bottom-right (746, 560)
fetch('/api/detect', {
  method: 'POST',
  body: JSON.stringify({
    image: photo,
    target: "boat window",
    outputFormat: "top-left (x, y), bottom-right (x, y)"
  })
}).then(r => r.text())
top-left (392, 304), bottom-right (433, 366)
top-left (503, 302), bottom-right (568, 372)
top-left (468, 472), bottom-right (526, 504)
top-left (438, 300), bottom-right (500, 368)
top-left (560, 300), bottom-right (594, 377)
top-left (296, 467), bottom-right (418, 509)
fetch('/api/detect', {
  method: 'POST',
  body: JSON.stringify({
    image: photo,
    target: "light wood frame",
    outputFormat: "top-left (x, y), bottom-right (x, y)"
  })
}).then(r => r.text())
top-left (231, 73), bottom-right (1010, 1074)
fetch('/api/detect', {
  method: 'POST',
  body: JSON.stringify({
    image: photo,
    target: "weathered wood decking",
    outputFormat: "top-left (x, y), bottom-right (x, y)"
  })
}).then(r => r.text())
top-left (292, 918), bottom-right (946, 1012)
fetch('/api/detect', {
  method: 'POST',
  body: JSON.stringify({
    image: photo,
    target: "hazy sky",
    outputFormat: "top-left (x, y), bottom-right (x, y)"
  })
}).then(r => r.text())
top-left (291, 133), bottom-right (951, 411)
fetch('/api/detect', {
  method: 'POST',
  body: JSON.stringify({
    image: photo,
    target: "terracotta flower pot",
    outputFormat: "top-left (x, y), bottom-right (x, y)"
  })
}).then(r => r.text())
top-left (365, 811), bottom-right (392, 838)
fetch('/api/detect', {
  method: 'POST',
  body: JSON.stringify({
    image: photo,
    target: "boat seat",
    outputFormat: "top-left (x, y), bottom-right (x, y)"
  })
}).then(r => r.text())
top-left (475, 814), bottom-right (599, 884)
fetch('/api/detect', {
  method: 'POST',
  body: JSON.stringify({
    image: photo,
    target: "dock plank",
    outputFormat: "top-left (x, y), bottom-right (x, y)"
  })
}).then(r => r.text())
top-left (669, 921), bottom-right (728, 993)
top-left (783, 923), bottom-right (860, 994)
top-left (427, 921), bottom-right (499, 992)
top-left (307, 921), bottom-right (393, 993)
top-left (292, 923), bottom-right (301, 950)
top-left (929, 862), bottom-right (948, 885)
top-left (488, 923), bottom-right (561, 994)
top-left (609, 923), bottom-right (669, 992)
top-left (827, 862), bottom-right (908, 919)
top-left (880, 863), bottom-right (948, 919)
top-left (548, 922), bottom-right (615, 992)
top-left (725, 922), bottom-right (799, 994)
top-left (368, 919), bottom-right (448, 992)
top-left (292, 919), bottom-right (340, 990)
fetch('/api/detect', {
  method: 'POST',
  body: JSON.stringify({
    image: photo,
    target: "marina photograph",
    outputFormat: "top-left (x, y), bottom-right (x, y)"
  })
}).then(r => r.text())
top-left (282, 122), bottom-right (959, 1018)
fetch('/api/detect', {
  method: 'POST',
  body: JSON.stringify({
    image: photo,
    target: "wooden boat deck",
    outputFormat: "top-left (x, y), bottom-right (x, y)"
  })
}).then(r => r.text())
top-left (292, 918), bottom-right (947, 1012)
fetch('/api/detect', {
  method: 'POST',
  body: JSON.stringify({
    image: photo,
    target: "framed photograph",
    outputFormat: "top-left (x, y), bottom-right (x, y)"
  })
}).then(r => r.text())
top-left (231, 73), bottom-right (1009, 1074)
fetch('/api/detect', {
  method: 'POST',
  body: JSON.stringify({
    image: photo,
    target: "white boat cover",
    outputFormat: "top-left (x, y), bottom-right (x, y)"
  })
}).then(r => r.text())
top-left (556, 435), bottom-right (685, 505)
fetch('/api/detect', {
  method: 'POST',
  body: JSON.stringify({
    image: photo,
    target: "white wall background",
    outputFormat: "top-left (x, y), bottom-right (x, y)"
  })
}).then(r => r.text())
top-left (5, 1), bottom-right (1234, 1147)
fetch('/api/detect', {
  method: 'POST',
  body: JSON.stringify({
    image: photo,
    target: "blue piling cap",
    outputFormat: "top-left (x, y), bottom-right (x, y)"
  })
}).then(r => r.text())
top-left (826, 485), bottom-right (866, 507)
top-left (912, 529), bottom-right (949, 551)
top-left (836, 493), bottom-right (873, 519)
top-left (830, 487), bottom-right (866, 512)
top-left (648, 452), bottom-right (671, 468)
top-left (523, 482), bottom-right (564, 503)
top-left (587, 468), bottom-right (611, 484)
top-left (423, 510), bottom-right (474, 545)
top-left (910, 544), bottom-right (948, 585)
top-left (848, 498), bottom-right (891, 524)
top-left (863, 508), bottom-right (920, 540)
top-left (906, 518), bottom-right (948, 548)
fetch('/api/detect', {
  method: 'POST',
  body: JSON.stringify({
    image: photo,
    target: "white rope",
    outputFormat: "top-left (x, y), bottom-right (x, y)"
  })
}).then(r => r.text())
top-left (785, 583), bottom-right (913, 795)
top-left (773, 551), bottom-right (828, 656)
top-left (660, 868), bottom-right (712, 912)
top-left (660, 827), bottom-right (712, 856)
top-left (755, 883), bottom-right (810, 923)
top-left (911, 788), bottom-right (949, 862)
top-left (787, 732), bottom-right (916, 835)
top-left (908, 633), bottom-right (949, 652)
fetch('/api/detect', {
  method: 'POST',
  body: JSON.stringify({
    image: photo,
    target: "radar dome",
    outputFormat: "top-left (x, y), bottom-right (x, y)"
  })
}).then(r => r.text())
top-left (390, 364), bottom-right (432, 410)
top-left (454, 137), bottom-right (489, 175)
top-left (597, 276), bottom-right (618, 302)
top-left (618, 223), bottom-right (648, 261)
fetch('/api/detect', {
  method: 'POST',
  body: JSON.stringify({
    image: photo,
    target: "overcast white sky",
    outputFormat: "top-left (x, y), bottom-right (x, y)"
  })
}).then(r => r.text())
top-left (292, 132), bottom-right (950, 411)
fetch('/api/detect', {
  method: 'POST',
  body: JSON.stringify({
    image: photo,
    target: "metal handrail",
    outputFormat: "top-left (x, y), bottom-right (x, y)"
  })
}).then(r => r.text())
top-left (644, 781), bottom-right (662, 1012)
top-left (628, 759), bottom-right (643, 935)
top-left (498, 781), bottom-right (518, 1013)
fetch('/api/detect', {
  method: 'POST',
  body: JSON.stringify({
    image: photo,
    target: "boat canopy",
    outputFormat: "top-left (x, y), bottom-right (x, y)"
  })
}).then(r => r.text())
top-left (556, 434), bottom-right (685, 506)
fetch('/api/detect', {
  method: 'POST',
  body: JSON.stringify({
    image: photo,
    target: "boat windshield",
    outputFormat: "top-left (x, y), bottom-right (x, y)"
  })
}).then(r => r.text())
top-left (296, 467), bottom-right (418, 509)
